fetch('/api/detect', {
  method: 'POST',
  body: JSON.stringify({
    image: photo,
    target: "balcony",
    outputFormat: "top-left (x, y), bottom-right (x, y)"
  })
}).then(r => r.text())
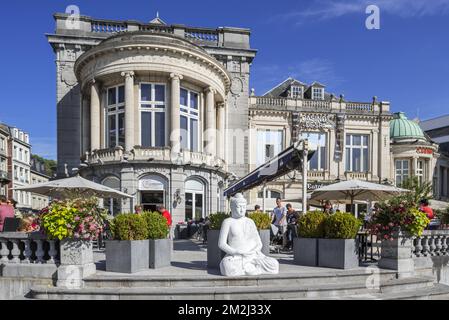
top-left (0, 170), bottom-right (11, 184)
top-left (87, 147), bottom-right (226, 169)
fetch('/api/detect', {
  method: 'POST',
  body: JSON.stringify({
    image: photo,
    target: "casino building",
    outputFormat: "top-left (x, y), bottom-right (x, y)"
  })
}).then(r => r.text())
top-left (47, 12), bottom-right (442, 222)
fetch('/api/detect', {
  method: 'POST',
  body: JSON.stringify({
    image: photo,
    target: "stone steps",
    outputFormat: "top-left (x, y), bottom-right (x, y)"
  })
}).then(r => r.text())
top-left (29, 276), bottom-right (437, 300)
top-left (83, 269), bottom-right (398, 289)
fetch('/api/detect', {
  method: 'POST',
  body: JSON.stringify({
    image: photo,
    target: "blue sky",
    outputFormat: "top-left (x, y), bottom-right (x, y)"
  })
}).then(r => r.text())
top-left (1, 0), bottom-right (448, 160)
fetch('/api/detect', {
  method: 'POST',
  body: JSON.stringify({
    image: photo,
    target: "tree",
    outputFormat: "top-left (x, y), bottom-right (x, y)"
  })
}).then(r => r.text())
top-left (31, 154), bottom-right (57, 177)
top-left (400, 176), bottom-right (433, 207)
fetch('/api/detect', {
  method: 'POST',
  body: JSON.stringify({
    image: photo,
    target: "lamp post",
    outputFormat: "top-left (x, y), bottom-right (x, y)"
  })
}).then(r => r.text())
top-left (302, 139), bottom-right (309, 215)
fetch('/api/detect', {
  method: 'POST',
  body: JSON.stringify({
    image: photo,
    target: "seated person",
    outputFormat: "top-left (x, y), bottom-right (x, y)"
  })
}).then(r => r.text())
top-left (218, 193), bottom-right (279, 277)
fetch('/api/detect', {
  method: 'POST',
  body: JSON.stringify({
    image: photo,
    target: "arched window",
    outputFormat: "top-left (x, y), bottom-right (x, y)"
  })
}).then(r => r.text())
top-left (102, 176), bottom-right (121, 216)
top-left (185, 178), bottom-right (205, 221)
top-left (138, 174), bottom-right (167, 212)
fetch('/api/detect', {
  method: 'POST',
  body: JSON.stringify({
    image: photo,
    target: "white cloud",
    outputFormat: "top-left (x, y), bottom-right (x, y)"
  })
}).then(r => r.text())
top-left (276, 0), bottom-right (449, 24)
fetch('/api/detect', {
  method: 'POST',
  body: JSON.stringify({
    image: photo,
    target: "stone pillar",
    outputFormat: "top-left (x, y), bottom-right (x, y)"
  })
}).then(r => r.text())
top-left (378, 231), bottom-right (415, 278)
top-left (170, 73), bottom-right (183, 156)
top-left (217, 102), bottom-right (226, 161)
top-left (205, 87), bottom-right (216, 156)
top-left (90, 80), bottom-right (101, 151)
top-left (122, 71), bottom-right (135, 152)
top-left (81, 95), bottom-right (90, 154)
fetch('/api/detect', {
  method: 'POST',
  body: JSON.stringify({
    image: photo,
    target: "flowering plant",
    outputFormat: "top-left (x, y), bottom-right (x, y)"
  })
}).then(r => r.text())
top-left (368, 199), bottom-right (430, 240)
top-left (39, 197), bottom-right (107, 241)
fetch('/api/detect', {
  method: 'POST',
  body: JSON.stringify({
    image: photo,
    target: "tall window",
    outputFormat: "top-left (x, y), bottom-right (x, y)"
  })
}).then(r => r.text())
top-left (291, 86), bottom-right (302, 98)
top-left (180, 88), bottom-right (199, 152)
top-left (312, 87), bottom-right (324, 100)
top-left (0, 137), bottom-right (4, 151)
top-left (395, 160), bottom-right (409, 187)
top-left (300, 132), bottom-right (327, 170)
top-left (345, 134), bottom-right (369, 172)
top-left (417, 160), bottom-right (424, 186)
top-left (257, 130), bottom-right (284, 166)
top-left (140, 83), bottom-right (166, 147)
top-left (106, 85), bottom-right (125, 148)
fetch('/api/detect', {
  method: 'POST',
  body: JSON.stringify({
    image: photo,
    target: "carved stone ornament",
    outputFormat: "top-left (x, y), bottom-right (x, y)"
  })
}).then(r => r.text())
top-left (298, 113), bottom-right (335, 131)
top-left (60, 64), bottom-right (78, 87)
top-left (230, 77), bottom-right (244, 95)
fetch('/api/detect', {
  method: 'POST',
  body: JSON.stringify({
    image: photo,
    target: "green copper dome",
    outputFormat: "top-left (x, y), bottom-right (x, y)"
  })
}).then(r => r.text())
top-left (390, 112), bottom-right (425, 140)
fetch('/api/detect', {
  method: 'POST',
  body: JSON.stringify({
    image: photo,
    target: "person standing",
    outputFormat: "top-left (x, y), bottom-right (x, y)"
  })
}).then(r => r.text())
top-left (286, 203), bottom-right (299, 250)
top-left (271, 198), bottom-right (288, 248)
top-left (0, 196), bottom-right (15, 232)
top-left (157, 205), bottom-right (172, 227)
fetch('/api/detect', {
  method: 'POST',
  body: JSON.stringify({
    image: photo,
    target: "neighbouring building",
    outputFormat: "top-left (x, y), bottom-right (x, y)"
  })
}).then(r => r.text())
top-left (47, 12), bottom-right (444, 221)
top-left (420, 115), bottom-right (449, 201)
top-left (30, 157), bottom-right (51, 211)
top-left (7, 126), bottom-right (32, 209)
top-left (0, 124), bottom-right (10, 197)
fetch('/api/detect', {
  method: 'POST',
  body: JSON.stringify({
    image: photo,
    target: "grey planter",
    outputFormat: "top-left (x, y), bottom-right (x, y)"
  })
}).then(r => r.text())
top-left (293, 238), bottom-right (319, 267)
top-left (149, 239), bottom-right (172, 269)
top-left (207, 230), bottom-right (225, 269)
top-left (106, 240), bottom-right (149, 274)
top-left (259, 230), bottom-right (270, 256)
top-left (318, 239), bottom-right (359, 269)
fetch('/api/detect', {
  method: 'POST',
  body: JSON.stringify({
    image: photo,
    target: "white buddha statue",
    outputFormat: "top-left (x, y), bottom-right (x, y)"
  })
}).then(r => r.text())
top-left (219, 193), bottom-right (279, 277)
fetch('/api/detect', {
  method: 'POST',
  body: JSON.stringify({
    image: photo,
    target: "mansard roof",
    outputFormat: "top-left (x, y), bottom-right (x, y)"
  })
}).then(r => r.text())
top-left (263, 77), bottom-right (335, 100)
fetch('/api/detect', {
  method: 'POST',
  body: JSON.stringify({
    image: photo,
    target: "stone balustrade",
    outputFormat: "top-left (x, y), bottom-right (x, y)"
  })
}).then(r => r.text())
top-left (302, 99), bottom-right (331, 109)
top-left (346, 102), bottom-right (374, 112)
top-left (91, 20), bottom-right (128, 33)
top-left (345, 172), bottom-right (369, 180)
top-left (0, 232), bottom-right (59, 265)
top-left (413, 230), bottom-right (449, 258)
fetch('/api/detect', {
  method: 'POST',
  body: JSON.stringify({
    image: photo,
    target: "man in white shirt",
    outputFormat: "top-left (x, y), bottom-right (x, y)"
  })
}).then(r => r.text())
top-left (271, 198), bottom-right (288, 248)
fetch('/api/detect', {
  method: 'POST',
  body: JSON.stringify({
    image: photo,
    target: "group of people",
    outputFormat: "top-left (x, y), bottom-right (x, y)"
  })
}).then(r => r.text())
top-left (134, 204), bottom-right (172, 227)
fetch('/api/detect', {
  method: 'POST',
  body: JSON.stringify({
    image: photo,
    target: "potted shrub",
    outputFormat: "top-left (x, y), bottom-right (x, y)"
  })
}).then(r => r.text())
top-left (207, 212), bottom-right (229, 268)
top-left (318, 212), bottom-right (361, 269)
top-left (294, 211), bottom-right (326, 266)
top-left (248, 211), bottom-right (271, 255)
top-left (106, 214), bottom-right (149, 273)
top-left (369, 200), bottom-right (430, 275)
top-left (142, 211), bottom-right (171, 269)
top-left (39, 197), bottom-right (106, 287)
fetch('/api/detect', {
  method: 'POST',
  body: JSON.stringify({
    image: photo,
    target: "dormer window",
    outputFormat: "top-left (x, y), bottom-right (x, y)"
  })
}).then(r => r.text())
top-left (291, 86), bottom-right (302, 99)
top-left (312, 87), bottom-right (324, 100)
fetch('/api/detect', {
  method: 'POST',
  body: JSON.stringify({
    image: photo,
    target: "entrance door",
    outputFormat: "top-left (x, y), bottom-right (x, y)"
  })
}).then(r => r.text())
top-left (141, 191), bottom-right (164, 212)
top-left (185, 179), bottom-right (205, 221)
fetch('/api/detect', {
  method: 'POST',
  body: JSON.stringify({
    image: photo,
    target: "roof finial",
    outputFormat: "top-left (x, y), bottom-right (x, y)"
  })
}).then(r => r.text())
top-left (156, 11), bottom-right (159, 18)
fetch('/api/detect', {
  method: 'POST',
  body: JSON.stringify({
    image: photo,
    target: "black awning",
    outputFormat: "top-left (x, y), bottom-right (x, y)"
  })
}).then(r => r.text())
top-left (224, 141), bottom-right (315, 197)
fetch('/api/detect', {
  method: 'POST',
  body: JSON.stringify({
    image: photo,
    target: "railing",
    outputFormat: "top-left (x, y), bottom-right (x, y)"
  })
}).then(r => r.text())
top-left (308, 171), bottom-right (325, 179)
top-left (346, 102), bottom-right (373, 112)
top-left (91, 20), bottom-right (128, 33)
top-left (185, 28), bottom-right (219, 45)
top-left (89, 147), bottom-right (124, 164)
top-left (0, 170), bottom-right (11, 182)
top-left (345, 172), bottom-right (368, 180)
top-left (255, 97), bottom-right (287, 107)
top-left (0, 232), bottom-right (59, 265)
top-left (139, 24), bottom-right (174, 33)
top-left (302, 100), bottom-right (331, 109)
top-left (133, 147), bottom-right (171, 162)
top-left (412, 230), bottom-right (449, 258)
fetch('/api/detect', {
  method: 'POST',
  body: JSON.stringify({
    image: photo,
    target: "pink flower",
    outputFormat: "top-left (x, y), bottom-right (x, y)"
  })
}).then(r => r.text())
top-left (74, 216), bottom-right (80, 222)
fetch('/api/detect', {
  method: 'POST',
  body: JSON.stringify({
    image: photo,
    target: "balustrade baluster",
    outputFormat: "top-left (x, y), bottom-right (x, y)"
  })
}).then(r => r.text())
top-left (414, 237), bottom-right (423, 257)
top-left (35, 240), bottom-right (45, 264)
top-left (435, 236), bottom-right (442, 256)
top-left (22, 239), bottom-right (32, 264)
top-left (48, 240), bottom-right (59, 264)
top-left (440, 235), bottom-right (447, 255)
top-left (422, 236), bottom-right (430, 256)
top-left (429, 236), bottom-right (436, 256)
top-left (10, 240), bottom-right (21, 264)
top-left (0, 239), bottom-right (10, 264)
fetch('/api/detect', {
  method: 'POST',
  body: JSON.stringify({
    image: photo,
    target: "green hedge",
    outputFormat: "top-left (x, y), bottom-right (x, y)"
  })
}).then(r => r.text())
top-left (324, 212), bottom-right (361, 239)
top-left (248, 212), bottom-right (271, 230)
top-left (297, 211), bottom-right (326, 238)
top-left (142, 211), bottom-right (170, 240)
top-left (111, 214), bottom-right (148, 241)
top-left (209, 212), bottom-right (230, 230)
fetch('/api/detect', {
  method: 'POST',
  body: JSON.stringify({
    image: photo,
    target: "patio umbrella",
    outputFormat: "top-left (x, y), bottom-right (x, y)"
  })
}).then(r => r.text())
top-left (13, 175), bottom-right (132, 199)
top-left (310, 180), bottom-right (409, 213)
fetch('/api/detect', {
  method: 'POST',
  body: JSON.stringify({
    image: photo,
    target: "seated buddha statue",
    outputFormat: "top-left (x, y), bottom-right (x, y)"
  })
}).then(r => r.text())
top-left (218, 193), bottom-right (279, 277)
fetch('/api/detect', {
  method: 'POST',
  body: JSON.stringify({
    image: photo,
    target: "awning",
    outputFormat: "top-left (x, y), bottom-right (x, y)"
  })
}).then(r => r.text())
top-left (224, 141), bottom-right (314, 197)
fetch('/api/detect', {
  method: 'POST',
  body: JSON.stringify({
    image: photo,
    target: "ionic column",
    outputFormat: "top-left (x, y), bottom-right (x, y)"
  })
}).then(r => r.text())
top-left (217, 102), bottom-right (226, 160)
top-left (170, 73), bottom-right (183, 155)
top-left (122, 71), bottom-right (135, 152)
top-left (205, 87), bottom-right (216, 156)
top-left (90, 80), bottom-right (101, 151)
top-left (81, 95), bottom-right (90, 154)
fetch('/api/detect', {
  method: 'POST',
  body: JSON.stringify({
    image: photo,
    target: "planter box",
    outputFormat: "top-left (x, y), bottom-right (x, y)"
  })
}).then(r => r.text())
top-left (293, 238), bottom-right (318, 267)
top-left (149, 239), bottom-right (172, 269)
top-left (57, 239), bottom-right (96, 288)
top-left (106, 240), bottom-right (149, 274)
top-left (207, 230), bottom-right (225, 269)
top-left (318, 239), bottom-right (359, 269)
top-left (378, 231), bottom-right (414, 278)
top-left (259, 230), bottom-right (270, 256)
